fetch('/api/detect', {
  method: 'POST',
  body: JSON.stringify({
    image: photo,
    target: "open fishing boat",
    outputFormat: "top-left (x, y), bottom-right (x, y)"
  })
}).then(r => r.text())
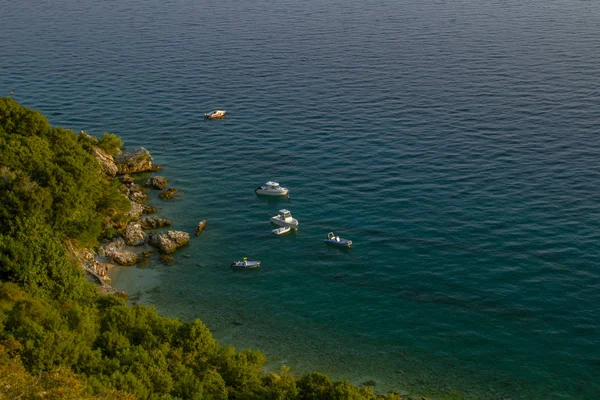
top-left (230, 257), bottom-right (260, 269)
top-left (324, 232), bottom-right (352, 248)
top-left (204, 110), bottom-right (227, 119)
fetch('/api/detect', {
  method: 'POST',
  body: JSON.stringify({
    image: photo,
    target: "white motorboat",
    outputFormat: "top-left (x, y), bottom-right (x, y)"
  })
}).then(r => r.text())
top-left (270, 209), bottom-right (299, 229)
top-left (272, 226), bottom-right (291, 236)
top-left (255, 181), bottom-right (289, 196)
top-left (230, 258), bottom-right (260, 269)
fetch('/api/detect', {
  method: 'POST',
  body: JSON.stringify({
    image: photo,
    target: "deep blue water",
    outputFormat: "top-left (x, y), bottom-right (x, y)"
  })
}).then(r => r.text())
top-left (2, 0), bottom-right (600, 398)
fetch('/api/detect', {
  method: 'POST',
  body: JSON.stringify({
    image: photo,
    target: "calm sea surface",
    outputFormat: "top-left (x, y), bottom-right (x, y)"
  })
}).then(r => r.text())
top-left (2, 0), bottom-right (600, 398)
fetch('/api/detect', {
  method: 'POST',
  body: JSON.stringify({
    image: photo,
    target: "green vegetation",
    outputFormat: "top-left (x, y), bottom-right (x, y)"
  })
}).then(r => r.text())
top-left (0, 98), bottom-right (406, 399)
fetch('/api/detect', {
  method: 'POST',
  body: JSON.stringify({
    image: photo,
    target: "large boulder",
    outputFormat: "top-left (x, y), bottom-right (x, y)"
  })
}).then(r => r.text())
top-left (100, 237), bottom-right (124, 257)
top-left (147, 176), bottom-right (168, 190)
top-left (140, 216), bottom-right (172, 230)
top-left (90, 146), bottom-right (118, 177)
top-left (148, 230), bottom-right (190, 254)
top-left (114, 147), bottom-right (154, 175)
top-left (124, 222), bottom-right (146, 246)
top-left (112, 250), bottom-right (139, 266)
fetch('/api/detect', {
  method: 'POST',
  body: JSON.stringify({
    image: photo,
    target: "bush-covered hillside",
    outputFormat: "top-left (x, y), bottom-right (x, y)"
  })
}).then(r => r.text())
top-left (0, 98), bottom-right (405, 399)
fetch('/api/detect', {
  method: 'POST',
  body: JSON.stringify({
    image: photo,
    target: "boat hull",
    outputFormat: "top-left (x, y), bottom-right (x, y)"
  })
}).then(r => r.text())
top-left (255, 188), bottom-right (289, 196)
top-left (270, 217), bottom-right (299, 228)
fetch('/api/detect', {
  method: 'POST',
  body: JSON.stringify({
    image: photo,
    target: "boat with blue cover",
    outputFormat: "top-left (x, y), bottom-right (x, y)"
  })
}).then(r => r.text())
top-left (324, 232), bottom-right (352, 248)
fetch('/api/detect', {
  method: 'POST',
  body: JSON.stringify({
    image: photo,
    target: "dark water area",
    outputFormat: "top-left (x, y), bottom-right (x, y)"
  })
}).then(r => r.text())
top-left (2, 0), bottom-right (600, 398)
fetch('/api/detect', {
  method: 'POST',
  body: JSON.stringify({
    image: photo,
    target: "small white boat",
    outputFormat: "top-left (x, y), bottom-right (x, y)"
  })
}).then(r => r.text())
top-left (230, 257), bottom-right (260, 269)
top-left (272, 226), bottom-right (291, 236)
top-left (255, 181), bottom-right (289, 196)
top-left (270, 209), bottom-right (299, 229)
top-left (324, 232), bottom-right (352, 248)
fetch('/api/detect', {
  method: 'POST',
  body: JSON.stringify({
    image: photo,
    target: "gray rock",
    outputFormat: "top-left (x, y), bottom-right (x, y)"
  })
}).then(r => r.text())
top-left (124, 222), bottom-right (146, 246)
top-left (140, 216), bottom-right (172, 230)
top-left (103, 238), bottom-right (125, 257)
top-left (114, 147), bottom-right (154, 175)
top-left (90, 146), bottom-right (118, 177)
top-left (112, 250), bottom-right (139, 266)
top-left (147, 175), bottom-right (168, 190)
top-left (148, 230), bottom-right (190, 254)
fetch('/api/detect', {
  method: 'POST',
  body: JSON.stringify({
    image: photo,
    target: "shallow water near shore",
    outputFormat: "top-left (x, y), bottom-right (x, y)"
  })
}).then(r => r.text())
top-left (2, 0), bottom-right (600, 398)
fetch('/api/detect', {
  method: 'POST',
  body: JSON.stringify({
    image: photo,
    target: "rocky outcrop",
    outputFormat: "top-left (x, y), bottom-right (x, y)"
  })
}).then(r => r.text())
top-left (114, 147), bottom-right (155, 175)
top-left (124, 222), bottom-right (146, 246)
top-left (118, 174), bottom-right (134, 184)
top-left (147, 176), bottom-right (168, 190)
top-left (140, 216), bottom-right (172, 230)
top-left (126, 183), bottom-right (148, 203)
top-left (90, 146), bottom-right (118, 177)
top-left (148, 230), bottom-right (190, 254)
top-left (159, 188), bottom-right (178, 200)
top-left (129, 190), bottom-right (148, 204)
top-left (195, 220), bottom-right (207, 236)
top-left (126, 201), bottom-right (144, 221)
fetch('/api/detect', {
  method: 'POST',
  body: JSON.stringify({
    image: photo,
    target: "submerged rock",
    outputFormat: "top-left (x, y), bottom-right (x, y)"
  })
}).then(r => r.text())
top-left (147, 175), bottom-right (168, 190)
top-left (148, 230), bottom-right (190, 253)
top-left (195, 220), bottom-right (207, 236)
top-left (140, 216), bottom-right (172, 230)
top-left (114, 147), bottom-right (154, 175)
top-left (142, 204), bottom-right (157, 214)
top-left (124, 221), bottom-right (146, 246)
top-left (159, 188), bottom-right (178, 200)
top-left (160, 255), bottom-right (174, 264)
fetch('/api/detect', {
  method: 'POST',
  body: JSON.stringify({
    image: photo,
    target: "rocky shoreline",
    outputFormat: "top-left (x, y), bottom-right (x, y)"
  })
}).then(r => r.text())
top-left (72, 137), bottom-right (198, 294)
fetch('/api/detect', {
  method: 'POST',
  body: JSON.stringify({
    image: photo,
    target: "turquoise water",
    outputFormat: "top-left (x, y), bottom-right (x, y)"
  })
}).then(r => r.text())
top-left (2, 0), bottom-right (600, 398)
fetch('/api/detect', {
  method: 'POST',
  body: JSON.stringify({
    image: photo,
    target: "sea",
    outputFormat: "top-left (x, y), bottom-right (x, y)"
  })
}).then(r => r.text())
top-left (1, 0), bottom-right (599, 398)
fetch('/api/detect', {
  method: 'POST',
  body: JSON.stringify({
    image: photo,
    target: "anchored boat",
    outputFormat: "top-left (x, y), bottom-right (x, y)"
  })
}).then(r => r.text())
top-left (272, 226), bottom-right (291, 236)
top-left (230, 257), bottom-right (260, 269)
top-left (204, 110), bottom-right (227, 119)
top-left (270, 209), bottom-right (299, 229)
top-left (255, 181), bottom-right (289, 196)
top-left (324, 232), bottom-right (352, 248)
